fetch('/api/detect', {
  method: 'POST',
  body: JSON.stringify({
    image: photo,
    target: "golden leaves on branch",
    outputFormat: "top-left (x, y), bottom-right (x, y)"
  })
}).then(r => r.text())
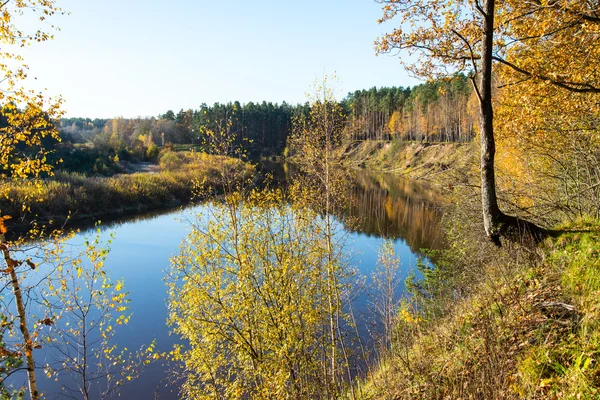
top-left (0, 0), bottom-right (65, 224)
top-left (375, 0), bottom-right (482, 80)
top-left (0, 0), bottom-right (64, 87)
top-left (493, 1), bottom-right (600, 221)
top-left (376, 0), bottom-right (600, 222)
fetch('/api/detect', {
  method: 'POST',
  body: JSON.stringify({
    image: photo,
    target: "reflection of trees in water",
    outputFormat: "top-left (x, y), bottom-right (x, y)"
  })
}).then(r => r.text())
top-left (343, 170), bottom-right (442, 254)
top-left (266, 161), bottom-right (443, 254)
top-left (65, 164), bottom-right (443, 256)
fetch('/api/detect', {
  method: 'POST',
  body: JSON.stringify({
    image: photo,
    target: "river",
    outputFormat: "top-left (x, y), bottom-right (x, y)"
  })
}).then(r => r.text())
top-left (21, 166), bottom-right (442, 399)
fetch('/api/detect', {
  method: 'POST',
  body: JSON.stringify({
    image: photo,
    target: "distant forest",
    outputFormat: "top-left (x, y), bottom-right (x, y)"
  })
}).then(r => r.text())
top-left (344, 74), bottom-right (476, 142)
top-left (59, 74), bottom-right (476, 160)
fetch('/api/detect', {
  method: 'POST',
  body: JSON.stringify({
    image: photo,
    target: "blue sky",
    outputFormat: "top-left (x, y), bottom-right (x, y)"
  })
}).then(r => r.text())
top-left (21, 0), bottom-right (419, 118)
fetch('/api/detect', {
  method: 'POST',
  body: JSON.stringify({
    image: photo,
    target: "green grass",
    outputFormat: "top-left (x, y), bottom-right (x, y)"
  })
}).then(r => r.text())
top-left (516, 221), bottom-right (600, 399)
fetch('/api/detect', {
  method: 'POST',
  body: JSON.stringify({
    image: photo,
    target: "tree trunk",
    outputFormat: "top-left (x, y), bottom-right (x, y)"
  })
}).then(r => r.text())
top-left (479, 0), bottom-right (502, 245)
top-left (1, 244), bottom-right (39, 400)
top-left (479, 0), bottom-right (545, 247)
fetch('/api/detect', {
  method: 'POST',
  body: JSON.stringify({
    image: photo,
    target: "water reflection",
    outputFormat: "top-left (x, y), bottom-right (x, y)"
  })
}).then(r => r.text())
top-left (259, 161), bottom-right (443, 254)
top-left (347, 169), bottom-right (442, 253)
top-left (65, 163), bottom-right (443, 259)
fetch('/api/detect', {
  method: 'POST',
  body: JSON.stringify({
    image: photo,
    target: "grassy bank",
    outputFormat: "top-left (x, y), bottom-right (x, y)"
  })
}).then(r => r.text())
top-left (343, 139), bottom-right (600, 399)
top-left (357, 218), bottom-right (600, 399)
top-left (1, 152), bottom-right (253, 230)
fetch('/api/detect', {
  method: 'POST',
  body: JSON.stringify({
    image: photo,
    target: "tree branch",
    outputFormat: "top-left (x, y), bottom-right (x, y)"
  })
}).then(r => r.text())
top-left (492, 56), bottom-right (600, 93)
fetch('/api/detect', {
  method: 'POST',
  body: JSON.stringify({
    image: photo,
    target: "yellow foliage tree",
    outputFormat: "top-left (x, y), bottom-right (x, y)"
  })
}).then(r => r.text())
top-left (494, 1), bottom-right (600, 221)
top-left (376, 0), bottom-right (573, 245)
top-left (168, 189), bottom-right (349, 399)
top-left (0, 3), bottom-right (151, 399)
top-left (388, 110), bottom-right (402, 137)
top-left (288, 78), bottom-right (356, 395)
top-left (168, 79), bottom-right (357, 399)
top-left (40, 229), bottom-right (156, 400)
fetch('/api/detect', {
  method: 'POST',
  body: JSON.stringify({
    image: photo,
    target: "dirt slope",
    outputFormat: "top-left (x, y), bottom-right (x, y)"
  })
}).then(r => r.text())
top-left (337, 140), bottom-right (477, 183)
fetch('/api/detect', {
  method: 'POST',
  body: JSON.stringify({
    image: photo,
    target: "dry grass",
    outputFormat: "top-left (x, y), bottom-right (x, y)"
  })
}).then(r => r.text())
top-left (341, 138), bottom-right (600, 399)
top-left (356, 218), bottom-right (600, 400)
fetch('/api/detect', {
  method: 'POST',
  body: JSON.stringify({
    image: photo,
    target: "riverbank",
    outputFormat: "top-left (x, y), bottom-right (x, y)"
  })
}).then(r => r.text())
top-left (344, 140), bottom-right (600, 398)
top-left (1, 152), bottom-right (253, 232)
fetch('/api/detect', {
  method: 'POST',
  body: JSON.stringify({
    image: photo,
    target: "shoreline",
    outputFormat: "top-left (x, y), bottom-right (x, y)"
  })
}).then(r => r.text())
top-left (2, 154), bottom-right (252, 236)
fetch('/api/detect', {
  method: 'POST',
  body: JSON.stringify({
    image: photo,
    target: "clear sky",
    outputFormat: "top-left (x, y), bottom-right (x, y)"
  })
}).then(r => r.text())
top-left (20, 0), bottom-right (420, 118)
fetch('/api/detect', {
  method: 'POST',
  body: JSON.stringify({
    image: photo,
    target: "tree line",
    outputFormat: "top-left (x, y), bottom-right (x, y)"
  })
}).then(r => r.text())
top-left (343, 74), bottom-right (477, 142)
top-left (59, 74), bottom-right (478, 162)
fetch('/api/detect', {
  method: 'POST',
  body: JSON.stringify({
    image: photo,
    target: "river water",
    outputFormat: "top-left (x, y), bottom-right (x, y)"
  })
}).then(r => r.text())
top-left (23, 166), bottom-right (442, 399)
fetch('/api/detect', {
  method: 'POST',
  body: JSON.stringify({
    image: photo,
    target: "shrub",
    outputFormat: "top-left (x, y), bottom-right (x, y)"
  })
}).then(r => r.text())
top-left (159, 150), bottom-right (183, 170)
top-left (145, 143), bottom-right (160, 161)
